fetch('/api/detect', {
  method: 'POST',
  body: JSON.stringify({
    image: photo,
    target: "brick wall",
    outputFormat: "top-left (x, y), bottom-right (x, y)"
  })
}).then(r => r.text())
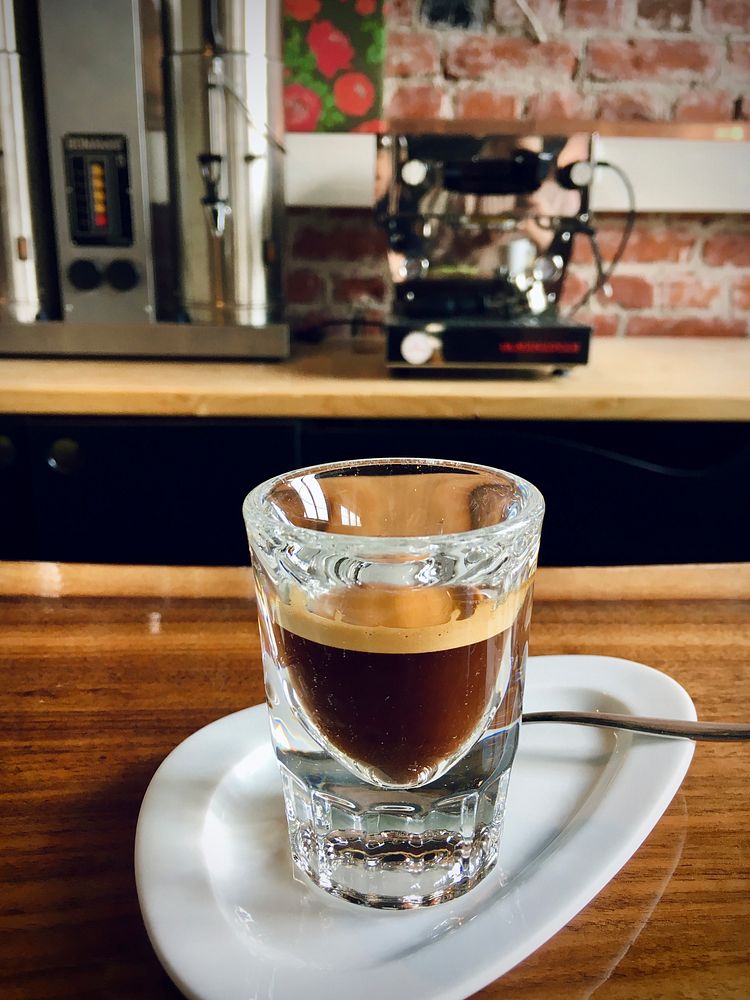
top-left (286, 209), bottom-right (390, 335)
top-left (286, 0), bottom-right (750, 338)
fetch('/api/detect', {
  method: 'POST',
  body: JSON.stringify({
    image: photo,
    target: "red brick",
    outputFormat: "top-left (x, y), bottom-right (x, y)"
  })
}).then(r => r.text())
top-left (626, 316), bottom-right (746, 336)
top-left (502, 0), bottom-right (562, 27)
top-left (526, 90), bottom-right (593, 119)
top-left (570, 231), bottom-right (596, 265)
top-left (558, 269), bottom-right (590, 309)
top-left (594, 314), bottom-right (620, 336)
top-left (333, 276), bottom-right (387, 304)
top-left (493, 0), bottom-right (532, 29)
top-left (703, 231), bottom-right (750, 266)
top-left (445, 35), bottom-right (516, 78)
top-left (383, 0), bottom-right (416, 26)
top-left (731, 274), bottom-right (750, 310)
top-left (604, 274), bottom-right (655, 309)
top-left (729, 42), bottom-right (750, 75)
top-left (591, 313), bottom-right (620, 336)
top-left (636, 0), bottom-right (692, 30)
top-left (622, 227), bottom-right (695, 264)
top-left (705, 0), bottom-right (750, 31)
top-left (454, 89), bottom-right (519, 119)
top-left (596, 90), bottom-right (666, 121)
top-left (386, 30), bottom-right (440, 78)
top-left (535, 41), bottom-right (579, 78)
top-left (387, 84), bottom-right (444, 119)
top-left (573, 225), bottom-right (632, 265)
top-left (286, 268), bottom-right (326, 305)
top-left (493, 0), bottom-right (561, 32)
top-left (292, 224), bottom-right (385, 260)
top-left (574, 223), bottom-right (695, 265)
top-left (587, 39), bottom-right (721, 82)
top-left (444, 36), bottom-right (577, 80)
top-left (566, 0), bottom-right (627, 29)
top-left (574, 310), bottom-right (620, 335)
top-left (665, 274), bottom-right (722, 308)
top-left (674, 90), bottom-right (736, 122)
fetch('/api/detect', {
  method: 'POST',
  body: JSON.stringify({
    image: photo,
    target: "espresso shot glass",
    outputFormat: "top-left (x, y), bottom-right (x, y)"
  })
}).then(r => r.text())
top-left (243, 459), bottom-right (544, 909)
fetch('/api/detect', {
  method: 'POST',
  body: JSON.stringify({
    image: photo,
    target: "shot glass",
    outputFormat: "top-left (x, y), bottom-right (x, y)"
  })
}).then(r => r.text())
top-left (243, 458), bottom-right (544, 908)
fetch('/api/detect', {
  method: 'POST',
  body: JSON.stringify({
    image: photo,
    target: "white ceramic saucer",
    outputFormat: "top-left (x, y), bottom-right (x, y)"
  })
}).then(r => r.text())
top-left (135, 654), bottom-right (696, 1000)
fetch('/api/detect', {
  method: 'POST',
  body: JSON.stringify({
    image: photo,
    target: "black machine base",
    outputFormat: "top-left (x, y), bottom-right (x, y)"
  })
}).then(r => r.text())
top-left (386, 316), bottom-right (592, 374)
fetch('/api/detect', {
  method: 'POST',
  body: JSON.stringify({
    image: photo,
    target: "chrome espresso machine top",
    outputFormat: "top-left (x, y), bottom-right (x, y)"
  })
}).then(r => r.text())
top-left (378, 126), bottom-right (597, 375)
top-left (0, 0), bottom-right (288, 359)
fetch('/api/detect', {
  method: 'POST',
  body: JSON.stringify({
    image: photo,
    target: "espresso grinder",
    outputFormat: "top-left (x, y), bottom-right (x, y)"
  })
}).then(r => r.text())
top-left (378, 129), bottom-right (595, 374)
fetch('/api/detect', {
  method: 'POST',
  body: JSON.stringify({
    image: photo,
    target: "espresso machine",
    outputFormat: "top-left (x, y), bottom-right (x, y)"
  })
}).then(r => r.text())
top-left (378, 128), bottom-right (594, 374)
top-left (0, 0), bottom-right (288, 359)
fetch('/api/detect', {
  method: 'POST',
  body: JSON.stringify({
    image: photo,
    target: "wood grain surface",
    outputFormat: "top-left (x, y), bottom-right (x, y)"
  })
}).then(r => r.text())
top-left (2, 338), bottom-right (750, 421)
top-left (0, 562), bottom-right (748, 1000)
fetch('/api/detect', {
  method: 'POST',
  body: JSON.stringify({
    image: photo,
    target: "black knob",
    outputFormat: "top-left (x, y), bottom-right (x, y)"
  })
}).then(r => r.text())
top-left (47, 438), bottom-right (83, 476)
top-left (0, 434), bottom-right (16, 470)
top-left (105, 259), bottom-right (140, 291)
top-left (67, 259), bottom-right (102, 291)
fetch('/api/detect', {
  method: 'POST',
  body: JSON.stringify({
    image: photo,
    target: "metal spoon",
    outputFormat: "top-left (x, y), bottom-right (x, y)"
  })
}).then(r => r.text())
top-left (521, 711), bottom-right (750, 742)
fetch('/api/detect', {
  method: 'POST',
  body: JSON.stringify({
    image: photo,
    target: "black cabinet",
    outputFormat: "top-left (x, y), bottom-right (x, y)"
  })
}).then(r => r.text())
top-left (301, 420), bottom-right (750, 566)
top-left (0, 415), bottom-right (746, 567)
top-left (0, 417), bottom-right (35, 559)
top-left (28, 418), bottom-right (299, 565)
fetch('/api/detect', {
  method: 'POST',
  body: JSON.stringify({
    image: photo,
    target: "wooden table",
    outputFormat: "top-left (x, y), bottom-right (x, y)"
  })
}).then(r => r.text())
top-left (1, 562), bottom-right (749, 999)
top-left (2, 338), bottom-right (750, 421)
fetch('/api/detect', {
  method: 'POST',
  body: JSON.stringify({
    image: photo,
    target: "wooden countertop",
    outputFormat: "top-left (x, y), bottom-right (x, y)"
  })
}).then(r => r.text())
top-left (1, 561), bottom-right (748, 999)
top-left (1, 337), bottom-right (749, 421)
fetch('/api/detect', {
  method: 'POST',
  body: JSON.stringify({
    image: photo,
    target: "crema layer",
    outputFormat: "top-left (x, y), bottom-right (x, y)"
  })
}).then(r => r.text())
top-left (273, 581), bottom-right (531, 654)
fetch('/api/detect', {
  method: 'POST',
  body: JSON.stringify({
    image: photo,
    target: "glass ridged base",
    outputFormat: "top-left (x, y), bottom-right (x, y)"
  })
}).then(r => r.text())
top-left (278, 733), bottom-right (515, 909)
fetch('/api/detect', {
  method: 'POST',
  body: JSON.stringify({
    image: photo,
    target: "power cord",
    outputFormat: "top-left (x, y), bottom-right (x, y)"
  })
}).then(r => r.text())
top-left (566, 161), bottom-right (637, 317)
top-left (513, 0), bottom-right (548, 41)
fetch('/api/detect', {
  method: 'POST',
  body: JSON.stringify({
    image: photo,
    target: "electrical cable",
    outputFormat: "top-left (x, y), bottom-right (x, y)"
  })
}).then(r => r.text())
top-left (513, 0), bottom-right (548, 41)
top-left (218, 80), bottom-right (286, 154)
top-left (566, 161), bottom-right (636, 317)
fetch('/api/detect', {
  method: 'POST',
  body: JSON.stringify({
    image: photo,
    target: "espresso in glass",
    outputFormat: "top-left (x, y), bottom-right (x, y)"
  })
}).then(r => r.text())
top-left (245, 460), bottom-right (544, 908)
top-left (273, 582), bottom-right (531, 788)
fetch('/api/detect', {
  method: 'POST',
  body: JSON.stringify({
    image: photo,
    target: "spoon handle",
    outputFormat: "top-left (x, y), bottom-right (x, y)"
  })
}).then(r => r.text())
top-left (521, 711), bottom-right (750, 741)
